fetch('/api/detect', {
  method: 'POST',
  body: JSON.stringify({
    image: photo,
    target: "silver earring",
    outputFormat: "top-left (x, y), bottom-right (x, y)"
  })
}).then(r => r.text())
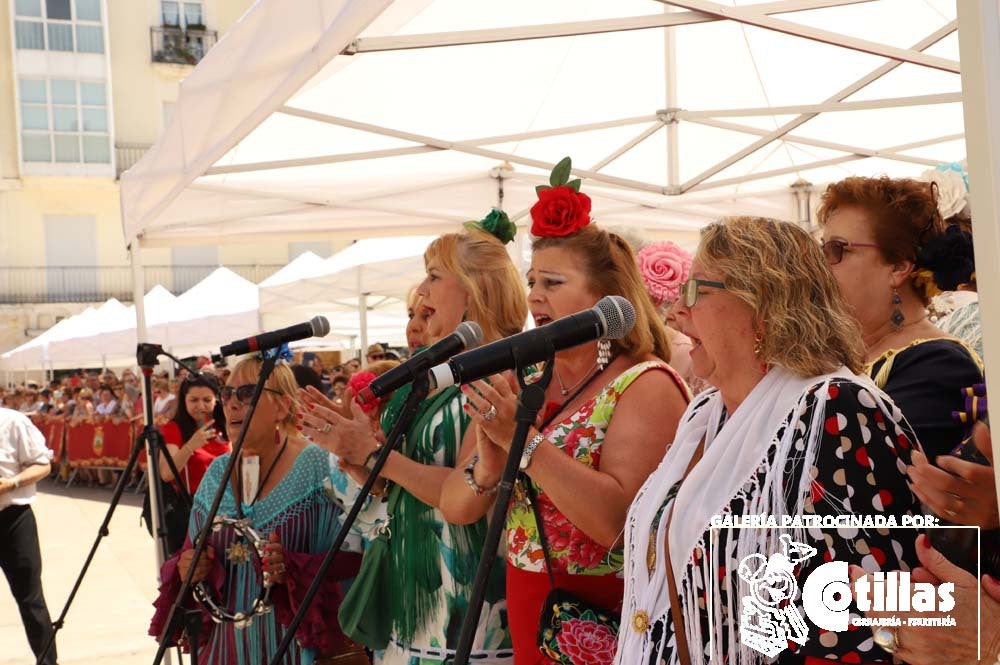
top-left (597, 339), bottom-right (611, 371)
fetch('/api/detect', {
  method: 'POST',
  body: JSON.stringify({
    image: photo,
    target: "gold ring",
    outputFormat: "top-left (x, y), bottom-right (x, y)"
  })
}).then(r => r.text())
top-left (873, 627), bottom-right (899, 654)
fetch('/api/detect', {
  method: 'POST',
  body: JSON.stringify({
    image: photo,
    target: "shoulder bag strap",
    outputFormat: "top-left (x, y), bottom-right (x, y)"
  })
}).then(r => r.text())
top-left (519, 363), bottom-right (606, 590)
top-left (662, 438), bottom-right (705, 665)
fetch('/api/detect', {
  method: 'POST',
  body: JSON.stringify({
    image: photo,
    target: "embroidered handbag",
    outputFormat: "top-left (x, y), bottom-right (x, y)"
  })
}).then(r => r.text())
top-left (526, 481), bottom-right (621, 665)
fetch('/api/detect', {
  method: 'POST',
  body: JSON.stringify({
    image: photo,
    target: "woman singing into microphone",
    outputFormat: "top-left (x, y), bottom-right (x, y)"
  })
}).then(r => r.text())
top-left (439, 159), bottom-right (689, 665)
top-left (301, 211), bottom-right (527, 665)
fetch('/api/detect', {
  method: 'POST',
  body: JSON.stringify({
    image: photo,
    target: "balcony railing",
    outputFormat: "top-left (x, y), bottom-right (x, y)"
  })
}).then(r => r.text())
top-left (150, 26), bottom-right (217, 66)
top-left (115, 143), bottom-right (152, 178)
top-left (0, 265), bottom-right (283, 305)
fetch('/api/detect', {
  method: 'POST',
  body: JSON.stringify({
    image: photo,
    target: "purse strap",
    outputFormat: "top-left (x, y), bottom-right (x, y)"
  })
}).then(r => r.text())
top-left (662, 438), bottom-right (705, 665)
top-left (520, 363), bottom-right (607, 590)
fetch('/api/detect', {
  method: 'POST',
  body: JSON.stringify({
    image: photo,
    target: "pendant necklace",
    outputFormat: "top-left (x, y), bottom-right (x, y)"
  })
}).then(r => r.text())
top-left (554, 361), bottom-right (598, 397)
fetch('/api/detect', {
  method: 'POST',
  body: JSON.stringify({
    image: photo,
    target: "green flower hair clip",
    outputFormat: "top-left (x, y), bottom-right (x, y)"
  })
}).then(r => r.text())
top-left (465, 208), bottom-right (517, 245)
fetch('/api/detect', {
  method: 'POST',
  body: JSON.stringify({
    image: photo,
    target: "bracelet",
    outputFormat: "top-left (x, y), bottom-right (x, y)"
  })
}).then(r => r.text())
top-left (519, 432), bottom-right (545, 471)
top-left (464, 456), bottom-right (499, 496)
top-left (369, 479), bottom-right (390, 498)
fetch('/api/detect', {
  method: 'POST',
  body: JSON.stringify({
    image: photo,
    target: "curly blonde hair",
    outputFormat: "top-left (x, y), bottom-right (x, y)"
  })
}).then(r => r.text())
top-left (698, 217), bottom-right (865, 376)
top-left (229, 357), bottom-right (301, 437)
top-left (424, 227), bottom-right (527, 344)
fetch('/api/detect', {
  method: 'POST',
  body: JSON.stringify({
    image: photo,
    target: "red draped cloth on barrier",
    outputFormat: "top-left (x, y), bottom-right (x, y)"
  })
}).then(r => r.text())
top-left (65, 421), bottom-right (134, 468)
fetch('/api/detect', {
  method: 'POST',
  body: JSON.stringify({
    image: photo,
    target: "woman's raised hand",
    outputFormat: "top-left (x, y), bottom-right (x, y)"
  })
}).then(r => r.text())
top-left (460, 373), bottom-right (520, 452)
top-left (186, 422), bottom-right (216, 451)
top-left (298, 390), bottom-right (380, 466)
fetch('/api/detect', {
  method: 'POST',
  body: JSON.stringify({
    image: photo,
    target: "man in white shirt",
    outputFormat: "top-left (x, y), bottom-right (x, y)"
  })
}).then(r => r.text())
top-left (0, 407), bottom-right (57, 665)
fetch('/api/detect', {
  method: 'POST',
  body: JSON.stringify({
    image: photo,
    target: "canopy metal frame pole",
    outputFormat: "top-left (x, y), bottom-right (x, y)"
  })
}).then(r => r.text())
top-left (957, 0), bottom-right (1000, 534)
top-left (679, 21), bottom-right (957, 190)
top-left (659, 0), bottom-right (959, 72)
top-left (346, 1), bottom-right (884, 53)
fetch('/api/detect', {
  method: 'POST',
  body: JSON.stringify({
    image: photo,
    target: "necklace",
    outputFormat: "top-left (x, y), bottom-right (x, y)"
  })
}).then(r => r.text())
top-left (235, 437), bottom-right (289, 512)
top-left (554, 360), bottom-right (598, 397)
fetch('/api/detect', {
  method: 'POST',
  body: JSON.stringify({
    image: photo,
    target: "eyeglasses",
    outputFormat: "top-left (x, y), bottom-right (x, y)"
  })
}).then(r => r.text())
top-left (220, 384), bottom-right (283, 405)
top-left (679, 278), bottom-right (727, 308)
top-left (368, 354), bottom-right (385, 361)
top-left (820, 239), bottom-right (879, 265)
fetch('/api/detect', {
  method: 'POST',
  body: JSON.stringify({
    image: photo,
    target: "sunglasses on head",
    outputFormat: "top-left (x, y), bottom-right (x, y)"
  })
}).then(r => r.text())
top-left (220, 384), bottom-right (283, 405)
top-left (820, 239), bottom-right (879, 265)
top-left (679, 278), bottom-right (727, 308)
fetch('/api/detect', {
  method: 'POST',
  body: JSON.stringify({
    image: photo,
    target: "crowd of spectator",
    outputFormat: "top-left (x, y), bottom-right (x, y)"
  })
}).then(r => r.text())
top-left (0, 344), bottom-right (404, 489)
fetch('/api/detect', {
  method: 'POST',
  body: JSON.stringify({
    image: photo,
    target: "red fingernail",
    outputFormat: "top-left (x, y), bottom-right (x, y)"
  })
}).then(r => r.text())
top-left (296, 413), bottom-right (304, 419)
top-left (920, 534), bottom-right (932, 549)
top-left (295, 424), bottom-right (303, 431)
top-left (307, 403), bottom-right (315, 410)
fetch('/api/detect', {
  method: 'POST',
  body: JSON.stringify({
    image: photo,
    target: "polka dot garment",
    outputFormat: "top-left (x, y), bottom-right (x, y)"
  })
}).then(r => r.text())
top-left (648, 379), bottom-right (921, 664)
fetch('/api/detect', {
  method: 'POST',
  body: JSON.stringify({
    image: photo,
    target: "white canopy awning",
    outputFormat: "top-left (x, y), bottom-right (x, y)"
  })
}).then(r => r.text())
top-left (121, 0), bottom-right (964, 249)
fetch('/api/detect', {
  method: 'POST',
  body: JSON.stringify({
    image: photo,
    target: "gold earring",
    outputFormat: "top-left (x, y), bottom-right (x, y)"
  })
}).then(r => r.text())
top-left (753, 332), bottom-right (763, 357)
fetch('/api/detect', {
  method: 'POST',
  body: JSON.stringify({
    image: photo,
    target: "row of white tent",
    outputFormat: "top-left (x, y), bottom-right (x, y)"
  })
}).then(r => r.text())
top-left (0, 235), bottom-right (442, 372)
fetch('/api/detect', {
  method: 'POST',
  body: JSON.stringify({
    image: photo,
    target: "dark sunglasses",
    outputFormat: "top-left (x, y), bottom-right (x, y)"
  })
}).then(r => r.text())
top-left (220, 384), bottom-right (283, 405)
top-left (820, 239), bottom-right (879, 265)
top-left (679, 278), bottom-right (727, 308)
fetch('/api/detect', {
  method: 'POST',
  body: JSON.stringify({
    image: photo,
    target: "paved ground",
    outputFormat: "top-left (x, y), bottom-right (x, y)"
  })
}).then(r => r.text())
top-left (0, 478), bottom-right (166, 664)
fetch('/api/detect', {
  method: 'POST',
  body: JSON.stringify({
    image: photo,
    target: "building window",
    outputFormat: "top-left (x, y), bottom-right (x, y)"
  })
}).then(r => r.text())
top-left (14, 0), bottom-right (104, 53)
top-left (161, 0), bottom-right (203, 28)
top-left (19, 78), bottom-right (110, 164)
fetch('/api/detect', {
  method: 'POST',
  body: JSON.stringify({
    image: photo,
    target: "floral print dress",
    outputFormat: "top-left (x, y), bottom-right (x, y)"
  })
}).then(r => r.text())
top-left (505, 361), bottom-right (687, 665)
top-left (645, 380), bottom-right (921, 664)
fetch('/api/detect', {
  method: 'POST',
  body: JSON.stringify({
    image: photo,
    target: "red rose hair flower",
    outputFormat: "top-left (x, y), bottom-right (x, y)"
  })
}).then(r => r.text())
top-left (530, 156), bottom-right (592, 238)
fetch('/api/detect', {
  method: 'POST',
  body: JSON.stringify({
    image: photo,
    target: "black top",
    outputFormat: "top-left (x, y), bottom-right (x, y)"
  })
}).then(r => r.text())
top-left (868, 338), bottom-right (983, 461)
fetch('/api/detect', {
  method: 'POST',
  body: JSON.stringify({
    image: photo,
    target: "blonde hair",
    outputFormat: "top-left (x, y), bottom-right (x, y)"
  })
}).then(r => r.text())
top-left (366, 359), bottom-right (401, 377)
top-left (697, 217), bottom-right (865, 376)
top-left (406, 285), bottom-right (422, 313)
top-left (423, 227), bottom-right (527, 343)
top-left (533, 226), bottom-right (672, 362)
top-left (229, 357), bottom-right (301, 437)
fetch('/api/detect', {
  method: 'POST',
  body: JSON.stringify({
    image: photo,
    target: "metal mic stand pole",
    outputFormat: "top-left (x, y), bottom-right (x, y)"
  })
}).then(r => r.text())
top-left (34, 344), bottom-right (189, 665)
top-left (151, 352), bottom-right (279, 665)
top-left (454, 343), bottom-right (555, 665)
top-left (267, 373), bottom-right (431, 665)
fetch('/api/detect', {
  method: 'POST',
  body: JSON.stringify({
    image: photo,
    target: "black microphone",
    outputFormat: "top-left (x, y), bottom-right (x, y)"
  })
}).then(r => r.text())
top-left (357, 321), bottom-right (483, 404)
top-left (218, 316), bottom-right (331, 357)
top-left (428, 296), bottom-right (635, 390)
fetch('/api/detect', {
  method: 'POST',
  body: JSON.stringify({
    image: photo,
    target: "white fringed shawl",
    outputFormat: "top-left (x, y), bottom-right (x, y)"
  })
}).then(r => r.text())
top-left (616, 366), bottom-right (880, 665)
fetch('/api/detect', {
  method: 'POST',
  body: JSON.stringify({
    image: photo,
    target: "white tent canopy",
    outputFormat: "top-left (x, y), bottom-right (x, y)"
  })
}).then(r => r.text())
top-left (122, 0), bottom-right (966, 251)
top-left (260, 236), bottom-right (435, 351)
top-left (0, 287), bottom-right (182, 371)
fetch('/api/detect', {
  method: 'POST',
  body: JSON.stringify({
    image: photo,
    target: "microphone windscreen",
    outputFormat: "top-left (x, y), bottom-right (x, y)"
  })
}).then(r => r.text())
top-left (455, 321), bottom-right (484, 350)
top-left (596, 296), bottom-right (636, 339)
top-left (310, 315), bottom-right (331, 338)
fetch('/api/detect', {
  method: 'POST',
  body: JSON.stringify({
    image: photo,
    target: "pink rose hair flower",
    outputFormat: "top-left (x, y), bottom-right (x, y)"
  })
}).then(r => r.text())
top-left (636, 241), bottom-right (692, 305)
top-left (348, 371), bottom-right (379, 414)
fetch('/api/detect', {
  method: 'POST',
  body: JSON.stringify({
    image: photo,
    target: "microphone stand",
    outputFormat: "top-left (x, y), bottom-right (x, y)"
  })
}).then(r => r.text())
top-left (35, 343), bottom-right (198, 665)
top-left (454, 342), bottom-right (555, 665)
top-left (151, 351), bottom-right (279, 665)
top-left (267, 373), bottom-right (431, 665)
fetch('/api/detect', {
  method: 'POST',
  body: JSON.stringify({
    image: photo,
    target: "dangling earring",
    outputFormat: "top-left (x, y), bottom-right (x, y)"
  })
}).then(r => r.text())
top-left (890, 288), bottom-right (904, 330)
top-left (597, 339), bottom-right (611, 371)
top-left (753, 332), bottom-right (768, 374)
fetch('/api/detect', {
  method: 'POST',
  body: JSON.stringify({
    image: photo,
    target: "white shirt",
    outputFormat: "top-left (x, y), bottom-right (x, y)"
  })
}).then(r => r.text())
top-left (0, 407), bottom-right (51, 511)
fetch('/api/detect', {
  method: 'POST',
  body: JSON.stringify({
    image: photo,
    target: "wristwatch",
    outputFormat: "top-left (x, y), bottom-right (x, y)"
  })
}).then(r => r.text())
top-left (519, 433), bottom-right (545, 471)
